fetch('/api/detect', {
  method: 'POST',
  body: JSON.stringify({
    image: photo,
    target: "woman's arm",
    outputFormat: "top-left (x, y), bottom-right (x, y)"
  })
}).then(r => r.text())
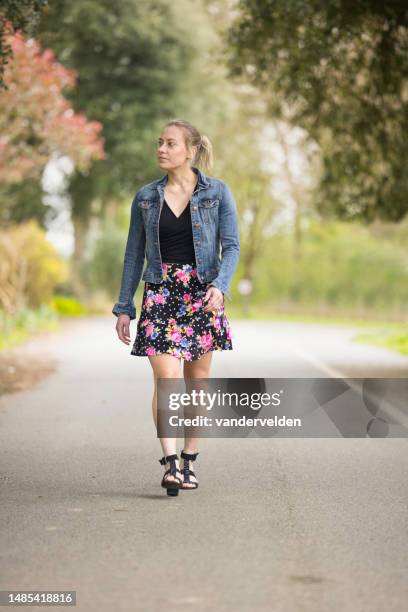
top-left (207, 181), bottom-right (240, 301)
top-left (112, 191), bottom-right (146, 320)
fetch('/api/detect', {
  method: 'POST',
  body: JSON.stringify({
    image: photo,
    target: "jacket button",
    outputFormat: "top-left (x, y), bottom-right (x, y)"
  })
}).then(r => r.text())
top-left (193, 206), bottom-right (197, 210)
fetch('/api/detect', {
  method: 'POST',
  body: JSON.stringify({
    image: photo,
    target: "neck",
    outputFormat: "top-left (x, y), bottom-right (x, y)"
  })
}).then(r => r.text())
top-left (166, 165), bottom-right (197, 190)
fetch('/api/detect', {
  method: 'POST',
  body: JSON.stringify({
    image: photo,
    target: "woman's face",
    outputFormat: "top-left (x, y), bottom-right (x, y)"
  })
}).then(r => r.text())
top-left (157, 126), bottom-right (195, 170)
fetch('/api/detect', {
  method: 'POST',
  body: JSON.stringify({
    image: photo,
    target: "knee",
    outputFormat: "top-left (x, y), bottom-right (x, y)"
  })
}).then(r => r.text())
top-left (155, 370), bottom-right (181, 380)
top-left (185, 368), bottom-right (209, 379)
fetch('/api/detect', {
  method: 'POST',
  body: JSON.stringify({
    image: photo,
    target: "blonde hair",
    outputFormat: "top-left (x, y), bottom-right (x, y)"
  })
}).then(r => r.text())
top-left (164, 118), bottom-right (214, 173)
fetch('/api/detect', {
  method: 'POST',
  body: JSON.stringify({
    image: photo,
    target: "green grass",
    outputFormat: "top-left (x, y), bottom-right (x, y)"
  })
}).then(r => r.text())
top-left (48, 295), bottom-right (88, 316)
top-left (353, 327), bottom-right (408, 357)
top-left (0, 305), bottom-right (60, 352)
top-left (0, 296), bottom-right (91, 352)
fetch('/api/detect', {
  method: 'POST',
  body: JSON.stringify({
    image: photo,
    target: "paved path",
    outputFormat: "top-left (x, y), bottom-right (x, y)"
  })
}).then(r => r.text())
top-left (0, 317), bottom-right (407, 611)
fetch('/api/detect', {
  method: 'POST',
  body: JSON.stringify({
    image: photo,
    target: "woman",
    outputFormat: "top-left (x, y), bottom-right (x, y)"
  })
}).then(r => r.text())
top-left (112, 118), bottom-right (240, 496)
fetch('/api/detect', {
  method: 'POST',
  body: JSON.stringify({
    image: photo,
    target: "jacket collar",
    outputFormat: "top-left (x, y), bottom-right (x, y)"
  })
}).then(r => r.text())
top-left (156, 166), bottom-right (209, 192)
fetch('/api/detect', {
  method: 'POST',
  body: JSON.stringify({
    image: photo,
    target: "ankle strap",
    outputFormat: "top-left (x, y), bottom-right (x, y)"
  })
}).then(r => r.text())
top-left (158, 454), bottom-right (179, 465)
top-left (181, 450), bottom-right (199, 461)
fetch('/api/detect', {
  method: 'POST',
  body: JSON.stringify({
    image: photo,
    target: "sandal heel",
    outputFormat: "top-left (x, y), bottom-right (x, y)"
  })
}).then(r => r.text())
top-left (180, 450), bottom-right (199, 490)
top-left (159, 453), bottom-right (183, 496)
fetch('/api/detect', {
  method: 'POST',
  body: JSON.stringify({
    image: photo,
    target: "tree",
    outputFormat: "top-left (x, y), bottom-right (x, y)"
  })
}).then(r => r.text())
top-left (35, 0), bottom-right (225, 294)
top-left (0, 0), bottom-right (47, 89)
top-left (0, 27), bottom-right (105, 224)
top-left (228, 0), bottom-right (408, 223)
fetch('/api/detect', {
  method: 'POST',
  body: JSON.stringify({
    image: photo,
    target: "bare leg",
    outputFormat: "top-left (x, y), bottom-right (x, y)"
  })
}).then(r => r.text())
top-left (181, 351), bottom-right (213, 487)
top-left (148, 354), bottom-right (182, 484)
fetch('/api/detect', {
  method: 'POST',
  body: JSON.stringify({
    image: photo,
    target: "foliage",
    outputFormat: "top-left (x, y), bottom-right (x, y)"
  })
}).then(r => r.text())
top-left (48, 295), bottom-right (87, 316)
top-left (0, 219), bottom-right (68, 314)
top-left (78, 221), bottom-right (134, 299)
top-left (242, 219), bottom-right (408, 308)
top-left (228, 0), bottom-right (408, 223)
top-left (0, 303), bottom-right (59, 351)
top-left (36, 0), bottom-right (220, 200)
top-left (0, 0), bottom-right (47, 88)
top-left (0, 27), bottom-right (105, 187)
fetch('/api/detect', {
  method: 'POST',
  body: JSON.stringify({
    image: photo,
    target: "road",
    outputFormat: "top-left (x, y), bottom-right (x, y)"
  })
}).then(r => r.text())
top-left (0, 316), bottom-right (407, 611)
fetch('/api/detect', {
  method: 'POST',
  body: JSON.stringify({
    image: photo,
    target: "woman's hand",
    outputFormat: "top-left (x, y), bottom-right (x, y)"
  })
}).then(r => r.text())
top-left (203, 285), bottom-right (224, 312)
top-left (116, 313), bottom-right (131, 345)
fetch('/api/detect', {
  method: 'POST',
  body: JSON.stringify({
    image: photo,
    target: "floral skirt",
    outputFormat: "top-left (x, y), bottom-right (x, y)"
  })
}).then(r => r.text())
top-left (131, 262), bottom-right (233, 361)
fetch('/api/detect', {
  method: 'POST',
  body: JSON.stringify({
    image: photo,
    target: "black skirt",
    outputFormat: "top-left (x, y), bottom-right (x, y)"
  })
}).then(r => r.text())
top-left (131, 262), bottom-right (233, 361)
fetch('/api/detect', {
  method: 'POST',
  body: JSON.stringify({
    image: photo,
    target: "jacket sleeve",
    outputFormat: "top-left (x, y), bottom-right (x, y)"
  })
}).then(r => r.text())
top-left (207, 181), bottom-right (240, 301)
top-left (112, 191), bottom-right (146, 320)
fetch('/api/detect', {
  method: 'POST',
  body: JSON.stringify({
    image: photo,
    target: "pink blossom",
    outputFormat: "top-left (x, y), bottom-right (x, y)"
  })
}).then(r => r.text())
top-left (153, 293), bottom-right (166, 304)
top-left (169, 329), bottom-right (182, 343)
top-left (143, 297), bottom-right (153, 309)
top-left (199, 333), bottom-right (214, 351)
top-left (183, 351), bottom-right (193, 361)
top-left (191, 300), bottom-right (202, 312)
top-left (176, 270), bottom-right (190, 284)
top-left (185, 325), bottom-right (194, 336)
top-left (183, 293), bottom-right (192, 302)
top-left (213, 317), bottom-right (221, 331)
top-left (168, 318), bottom-right (177, 326)
top-left (146, 346), bottom-right (156, 355)
top-left (226, 326), bottom-right (232, 340)
top-left (145, 323), bottom-right (154, 337)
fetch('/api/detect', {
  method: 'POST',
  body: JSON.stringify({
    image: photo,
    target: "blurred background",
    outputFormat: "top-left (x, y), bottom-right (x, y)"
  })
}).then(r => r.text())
top-left (1, 0), bottom-right (408, 358)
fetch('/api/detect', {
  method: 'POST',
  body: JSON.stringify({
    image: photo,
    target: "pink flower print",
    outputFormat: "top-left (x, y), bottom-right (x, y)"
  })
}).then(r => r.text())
top-left (143, 296), bottom-right (154, 310)
top-left (161, 263), bottom-right (169, 280)
top-left (199, 333), bottom-right (214, 351)
top-left (183, 351), bottom-right (193, 361)
top-left (169, 329), bottom-right (182, 343)
top-left (168, 318), bottom-right (177, 326)
top-left (226, 326), bottom-right (232, 340)
top-left (175, 270), bottom-right (190, 285)
top-left (183, 293), bottom-right (192, 302)
top-left (185, 325), bottom-right (194, 337)
top-left (145, 323), bottom-right (154, 337)
top-left (146, 346), bottom-right (156, 355)
top-left (212, 314), bottom-right (221, 331)
top-left (141, 318), bottom-right (150, 327)
top-left (153, 293), bottom-right (166, 305)
top-left (191, 269), bottom-right (197, 277)
top-left (191, 299), bottom-right (203, 313)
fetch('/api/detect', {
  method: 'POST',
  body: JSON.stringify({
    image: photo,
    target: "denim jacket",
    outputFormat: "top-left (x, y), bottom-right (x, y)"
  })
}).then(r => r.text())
top-left (112, 167), bottom-right (240, 320)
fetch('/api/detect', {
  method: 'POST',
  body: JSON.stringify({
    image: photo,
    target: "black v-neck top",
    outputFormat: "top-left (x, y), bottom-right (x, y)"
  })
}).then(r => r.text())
top-left (158, 199), bottom-right (196, 264)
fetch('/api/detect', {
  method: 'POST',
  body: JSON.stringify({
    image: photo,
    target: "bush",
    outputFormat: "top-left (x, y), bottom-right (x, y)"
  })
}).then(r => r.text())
top-left (48, 295), bottom-right (87, 316)
top-left (0, 220), bottom-right (68, 314)
top-left (79, 223), bottom-right (128, 300)
top-left (0, 304), bottom-right (59, 351)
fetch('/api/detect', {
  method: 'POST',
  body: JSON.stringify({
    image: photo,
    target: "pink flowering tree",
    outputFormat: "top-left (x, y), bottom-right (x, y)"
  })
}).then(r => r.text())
top-left (0, 22), bottom-right (105, 186)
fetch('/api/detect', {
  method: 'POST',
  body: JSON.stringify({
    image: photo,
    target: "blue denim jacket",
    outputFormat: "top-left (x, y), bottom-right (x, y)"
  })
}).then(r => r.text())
top-left (112, 167), bottom-right (240, 320)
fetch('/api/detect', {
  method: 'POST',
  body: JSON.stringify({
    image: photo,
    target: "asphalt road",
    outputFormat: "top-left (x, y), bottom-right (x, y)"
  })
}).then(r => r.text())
top-left (0, 316), bottom-right (407, 611)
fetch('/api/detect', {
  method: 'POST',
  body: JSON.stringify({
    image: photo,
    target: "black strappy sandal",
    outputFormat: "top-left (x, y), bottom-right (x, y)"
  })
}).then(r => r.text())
top-left (159, 453), bottom-right (183, 496)
top-left (180, 450), bottom-right (199, 490)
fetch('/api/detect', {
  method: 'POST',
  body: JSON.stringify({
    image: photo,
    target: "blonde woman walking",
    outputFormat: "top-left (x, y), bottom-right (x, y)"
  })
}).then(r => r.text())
top-left (113, 119), bottom-right (240, 496)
